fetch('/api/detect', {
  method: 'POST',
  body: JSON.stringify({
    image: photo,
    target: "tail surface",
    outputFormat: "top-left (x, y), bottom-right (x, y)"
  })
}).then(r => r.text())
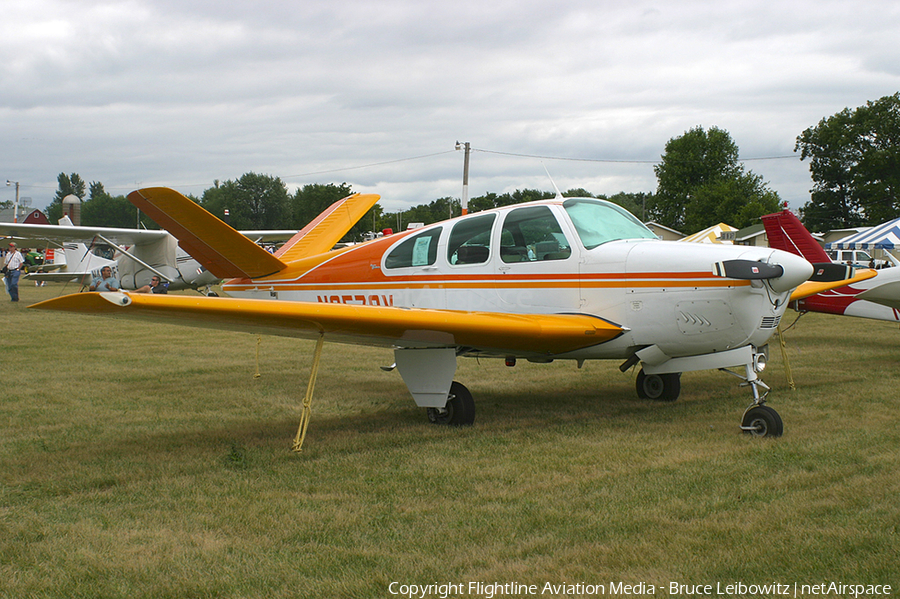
top-left (761, 210), bottom-right (831, 263)
top-left (128, 188), bottom-right (287, 279)
top-left (274, 193), bottom-right (380, 262)
top-left (128, 188), bottom-right (379, 280)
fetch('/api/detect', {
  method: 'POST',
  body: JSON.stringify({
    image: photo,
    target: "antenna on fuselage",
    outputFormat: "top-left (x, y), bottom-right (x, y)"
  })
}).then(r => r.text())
top-left (543, 163), bottom-right (563, 199)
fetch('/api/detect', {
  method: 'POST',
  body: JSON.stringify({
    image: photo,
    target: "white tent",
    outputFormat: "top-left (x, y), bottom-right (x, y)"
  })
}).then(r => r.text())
top-left (827, 217), bottom-right (900, 250)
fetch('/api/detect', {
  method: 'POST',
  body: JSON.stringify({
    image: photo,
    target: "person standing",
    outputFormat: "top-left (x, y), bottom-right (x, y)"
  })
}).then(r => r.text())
top-left (3, 242), bottom-right (25, 302)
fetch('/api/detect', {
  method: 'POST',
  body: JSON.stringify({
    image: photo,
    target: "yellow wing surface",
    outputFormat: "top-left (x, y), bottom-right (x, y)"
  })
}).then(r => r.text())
top-left (790, 268), bottom-right (877, 302)
top-left (30, 293), bottom-right (623, 357)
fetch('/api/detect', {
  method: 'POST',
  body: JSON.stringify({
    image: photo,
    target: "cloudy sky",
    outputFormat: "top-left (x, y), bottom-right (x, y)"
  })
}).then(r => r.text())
top-left (2, 0), bottom-right (899, 218)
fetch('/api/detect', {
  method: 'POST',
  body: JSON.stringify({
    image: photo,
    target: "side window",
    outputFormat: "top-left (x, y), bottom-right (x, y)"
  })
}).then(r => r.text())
top-left (384, 227), bottom-right (442, 269)
top-left (447, 214), bottom-right (495, 265)
top-left (500, 205), bottom-right (571, 263)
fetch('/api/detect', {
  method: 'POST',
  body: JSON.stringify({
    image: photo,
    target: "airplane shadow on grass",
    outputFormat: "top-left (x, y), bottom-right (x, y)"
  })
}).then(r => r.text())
top-left (63, 372), bottom-right (738, 464)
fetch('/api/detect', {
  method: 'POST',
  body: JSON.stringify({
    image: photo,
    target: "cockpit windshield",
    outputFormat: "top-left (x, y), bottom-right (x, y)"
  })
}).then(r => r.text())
top-left (562, 198), bottom-right (657, 249)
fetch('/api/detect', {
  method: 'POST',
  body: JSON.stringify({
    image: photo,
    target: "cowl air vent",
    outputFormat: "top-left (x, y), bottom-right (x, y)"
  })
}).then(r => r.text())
top-left (760, 315), bottom-right (781, 329)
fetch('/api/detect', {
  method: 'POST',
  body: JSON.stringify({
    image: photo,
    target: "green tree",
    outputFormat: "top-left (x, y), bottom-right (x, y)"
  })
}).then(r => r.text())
top-left (796, 92), bottom-right (900, 230)
top-left (653, 126), bottom-right (780, 232)
top-left (81, 193), bottom-right (142, 228)
top-left (291, 183), bottom-right (354, 229)
top-left (200, 173), bottom-right (290, 229)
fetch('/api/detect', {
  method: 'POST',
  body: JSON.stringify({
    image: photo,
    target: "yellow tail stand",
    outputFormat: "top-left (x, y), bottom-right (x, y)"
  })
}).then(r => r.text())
top-left (254, 335), bottom-right (262, 379)
top-left (292, 333), bottom-right (325, 453)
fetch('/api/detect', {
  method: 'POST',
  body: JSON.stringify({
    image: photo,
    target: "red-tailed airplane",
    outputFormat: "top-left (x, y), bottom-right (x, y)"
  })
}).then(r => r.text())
top-left (32, 188), bottom-right (873, 441)
top-left (762, 209), bottom-right (900, 322)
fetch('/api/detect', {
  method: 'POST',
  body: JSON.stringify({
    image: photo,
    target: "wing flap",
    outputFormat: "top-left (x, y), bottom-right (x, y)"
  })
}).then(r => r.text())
top-left (127, 187), bottom-right (287, 279)
top-left (30, 293), bottom-right (623, 356)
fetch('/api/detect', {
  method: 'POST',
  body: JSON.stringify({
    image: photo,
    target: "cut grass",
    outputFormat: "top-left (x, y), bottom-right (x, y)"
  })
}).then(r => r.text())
top-left (1, 284), bottom-right (899, 597)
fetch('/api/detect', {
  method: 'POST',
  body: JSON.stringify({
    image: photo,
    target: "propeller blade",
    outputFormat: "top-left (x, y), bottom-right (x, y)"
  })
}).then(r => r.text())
top-left (712, 259), bottom-right (784, 280)
top-left (808, 262), bottom-right (853, 282)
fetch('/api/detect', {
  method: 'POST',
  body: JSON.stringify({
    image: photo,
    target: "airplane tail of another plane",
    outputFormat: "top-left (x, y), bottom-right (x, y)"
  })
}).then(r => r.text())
top-left (761, 210), bottom-right (831, 263)
top-left (127, 188), bottom-right (380, 280)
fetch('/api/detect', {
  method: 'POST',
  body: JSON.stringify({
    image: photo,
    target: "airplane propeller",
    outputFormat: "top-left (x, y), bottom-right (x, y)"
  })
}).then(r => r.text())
top-left (713, 259), bottom-right (783, 280)
top-left (808, 262), bottom-right (855, 282)
top-left (712, 254), bottom-right (814, 293)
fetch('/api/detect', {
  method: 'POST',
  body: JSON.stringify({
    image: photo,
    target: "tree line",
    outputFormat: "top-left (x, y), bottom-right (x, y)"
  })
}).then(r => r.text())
top-left (42, 92), bottom-right (900, 237)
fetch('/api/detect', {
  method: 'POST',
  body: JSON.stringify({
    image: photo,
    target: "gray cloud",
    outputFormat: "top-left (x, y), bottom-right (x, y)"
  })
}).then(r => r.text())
top-left (2, 0), bottom-right (899, 218)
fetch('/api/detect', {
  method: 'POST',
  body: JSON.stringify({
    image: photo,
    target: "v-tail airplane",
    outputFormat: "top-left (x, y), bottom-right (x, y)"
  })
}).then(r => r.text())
top-left (761, 209), bottom-right (900, 322)
top-left (32, 188), bottom-right (873, 441)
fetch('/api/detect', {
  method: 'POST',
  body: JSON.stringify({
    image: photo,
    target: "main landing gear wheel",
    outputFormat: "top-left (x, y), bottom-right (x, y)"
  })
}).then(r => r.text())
top-left (636, 369), bottom-right (681, 402)
top-left (741, 405), bottom-right (783, 437)
top-left (427, 381), bottom-right (475, 426)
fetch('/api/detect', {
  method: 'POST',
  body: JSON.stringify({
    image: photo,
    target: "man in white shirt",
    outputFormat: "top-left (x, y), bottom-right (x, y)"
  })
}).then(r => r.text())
top-left (3, 242), bottom-right (25, 302)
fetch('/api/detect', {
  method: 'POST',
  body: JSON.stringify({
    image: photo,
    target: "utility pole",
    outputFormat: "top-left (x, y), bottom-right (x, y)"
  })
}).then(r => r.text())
top-left (456, 141), bottom-right (470, 215)
top-left (6, 180), bottom-right (20, 223)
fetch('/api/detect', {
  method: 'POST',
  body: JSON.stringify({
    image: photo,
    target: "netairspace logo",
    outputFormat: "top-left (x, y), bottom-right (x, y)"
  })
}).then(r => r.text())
top-left (387, 580), bottom-right (894, 598)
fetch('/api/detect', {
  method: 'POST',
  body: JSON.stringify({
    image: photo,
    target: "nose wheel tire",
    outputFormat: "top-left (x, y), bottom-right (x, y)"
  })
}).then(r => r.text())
top-left (426, 381), bottom-right (475, 426)
top-left (741, 405), bottom-right (783, 437)
top-left (636, 369), bottom-right (681, 402)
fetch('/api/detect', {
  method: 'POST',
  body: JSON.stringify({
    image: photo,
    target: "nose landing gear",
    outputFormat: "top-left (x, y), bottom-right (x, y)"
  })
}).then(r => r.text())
top-left (724, 360), bottom-right (783, 438)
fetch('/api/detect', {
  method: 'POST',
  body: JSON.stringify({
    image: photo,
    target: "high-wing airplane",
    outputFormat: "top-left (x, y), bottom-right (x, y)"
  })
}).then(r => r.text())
top-left (1, 217), bottom-right (296, 292)
top-left (32, 188), bottom-right (874, 440)
top-left (762, 209), bottom-right (900, 322)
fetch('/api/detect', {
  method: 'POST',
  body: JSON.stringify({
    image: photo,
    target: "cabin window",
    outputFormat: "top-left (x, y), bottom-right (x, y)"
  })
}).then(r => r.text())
top-left (448, 214), bottom-right (495, 265)
top-left (563, 198), bottom-right (656, 249)
top-left (384, 227), bottom-right (442, 269)
top-left (500, 205), bottom-right (572, 262)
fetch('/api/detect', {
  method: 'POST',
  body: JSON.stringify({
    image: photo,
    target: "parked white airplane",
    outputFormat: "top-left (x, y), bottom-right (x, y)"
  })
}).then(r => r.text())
top-left (32, 188), bottom-right (872, 441)
top-left (1, 217), bottom-right (296, 292)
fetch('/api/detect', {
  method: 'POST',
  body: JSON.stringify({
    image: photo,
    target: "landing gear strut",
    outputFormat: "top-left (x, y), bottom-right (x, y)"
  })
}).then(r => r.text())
top-left (427, 381), bottom-right (475, 426)
top-left (724, 361), bottom-right (783, 438)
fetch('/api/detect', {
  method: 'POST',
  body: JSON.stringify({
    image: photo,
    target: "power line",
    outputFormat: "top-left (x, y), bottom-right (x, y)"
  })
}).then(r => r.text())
top-left (281, 150), bottom-right (458, 180)
top-left (473, 147), bottom-right (797, 164)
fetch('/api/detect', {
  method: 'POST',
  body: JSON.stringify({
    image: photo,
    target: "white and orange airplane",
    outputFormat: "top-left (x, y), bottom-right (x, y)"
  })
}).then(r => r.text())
top-left (762, 209), bottom-right (900, 322)
top-left (32, 188), bottom-right (873, 440)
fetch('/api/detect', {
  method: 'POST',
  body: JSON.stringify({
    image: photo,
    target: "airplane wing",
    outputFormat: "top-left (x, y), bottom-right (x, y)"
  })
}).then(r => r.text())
top-left (790, 269), bottom-right (877, 302)
top-left (25, 271), bottom-right (92, 284)
top-left (0, 221), bottom-right (170, 247)
top-left (127, 187), bottom-right (288, 279)
top-left (29, 292), bottom-right (624, 357)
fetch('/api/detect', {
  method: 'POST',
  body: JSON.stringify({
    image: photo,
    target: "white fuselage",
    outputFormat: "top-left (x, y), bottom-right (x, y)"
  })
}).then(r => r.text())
top-left (223, 199), bottom-right (806, 363)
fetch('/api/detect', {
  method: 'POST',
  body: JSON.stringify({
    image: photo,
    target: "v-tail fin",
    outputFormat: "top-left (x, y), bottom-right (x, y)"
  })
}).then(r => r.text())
top-left (127, 187), bottom-right (287, 280)
top-left (275, 193), bottom-right (380, 262)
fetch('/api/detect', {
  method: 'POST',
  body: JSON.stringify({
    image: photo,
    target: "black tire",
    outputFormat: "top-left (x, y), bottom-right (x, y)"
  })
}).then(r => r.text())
top-left (426, 381), bottom-right (475, 426)
top-left (741, 405), bottom-right (784, 437)
top-left (636, 369), bottom-right (681, 402)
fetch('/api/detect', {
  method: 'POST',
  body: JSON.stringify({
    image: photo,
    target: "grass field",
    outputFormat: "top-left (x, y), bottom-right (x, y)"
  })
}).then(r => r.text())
top-left (2, 283), bottom-right (898, 598)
